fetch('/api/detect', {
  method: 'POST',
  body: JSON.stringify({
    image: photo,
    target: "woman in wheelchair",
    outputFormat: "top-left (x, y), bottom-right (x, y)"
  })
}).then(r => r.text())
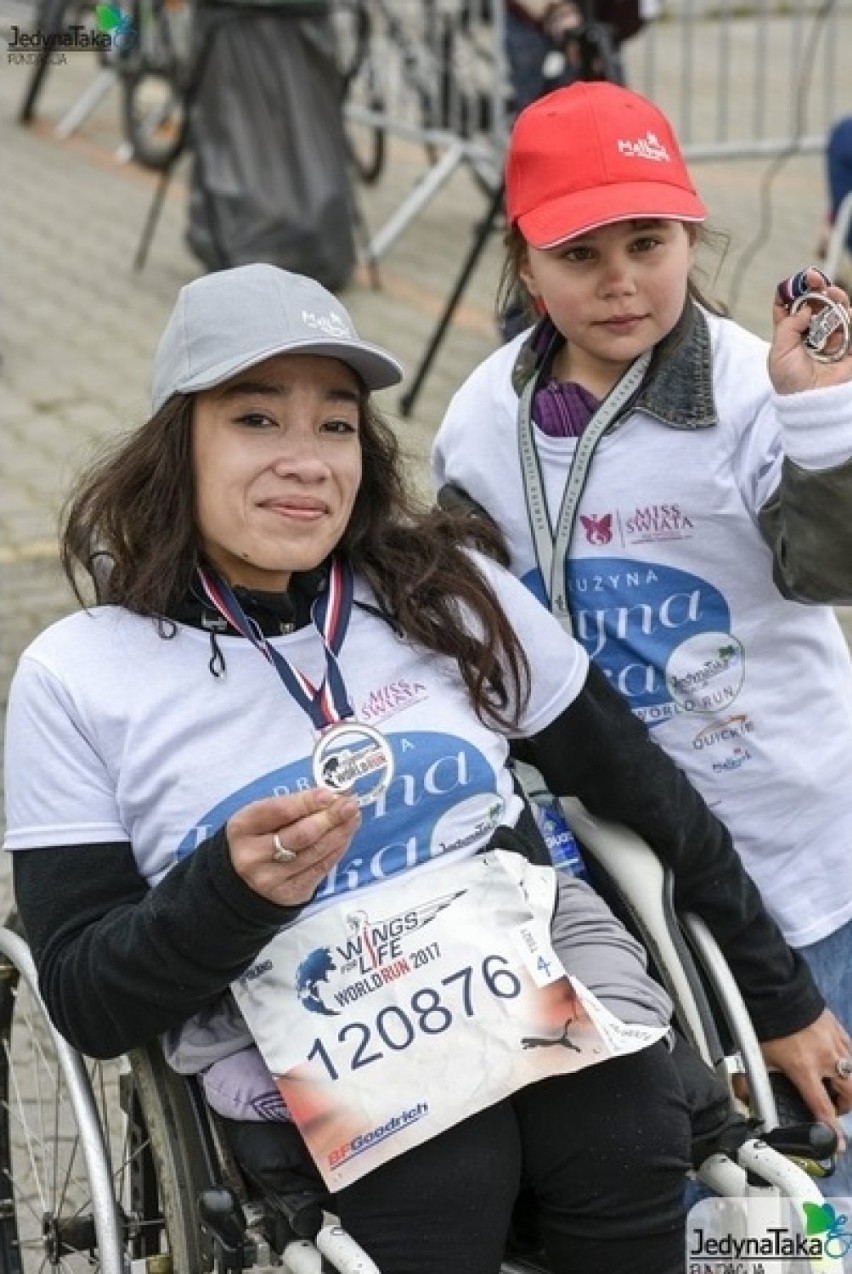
top-left (4, 264), bottom-right (847, 1274)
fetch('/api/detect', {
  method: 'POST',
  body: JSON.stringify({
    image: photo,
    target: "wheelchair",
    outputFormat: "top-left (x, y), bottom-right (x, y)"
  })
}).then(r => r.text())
top-left (0, 800), bottom-right (842, 1274)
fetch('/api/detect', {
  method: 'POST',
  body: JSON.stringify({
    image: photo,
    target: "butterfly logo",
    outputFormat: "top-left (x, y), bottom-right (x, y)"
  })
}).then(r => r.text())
top-left (579, 513), bottom-right (613, 546)
top-left (803, 1201), bottom-right (852, 1259)
top-left (95, 4), bottom-right (135, 50)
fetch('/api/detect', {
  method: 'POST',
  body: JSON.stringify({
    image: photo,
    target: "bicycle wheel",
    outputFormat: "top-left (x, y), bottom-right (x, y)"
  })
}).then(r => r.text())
top-left (345, 77), bottom-right (386, 186)
top-left (121, 66), bottom-right (187, 170)
top-left (335, 0), bottom-right (386, 185)
top-left (119, 0), bottom-right (192, 170)
top-left (0, 921), bottom-right (212, 1273)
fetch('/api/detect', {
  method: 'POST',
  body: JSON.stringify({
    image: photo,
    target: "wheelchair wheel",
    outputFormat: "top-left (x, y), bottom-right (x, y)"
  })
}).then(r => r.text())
top-left (0, 922), bottom-right (212, 1272)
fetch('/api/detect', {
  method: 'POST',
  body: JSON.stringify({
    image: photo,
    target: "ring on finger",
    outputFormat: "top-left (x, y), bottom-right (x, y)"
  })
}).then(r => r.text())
top-left (836, 1057), bottom-right (852, 1081)
top-left (271, 831), bottom-right (297, 865)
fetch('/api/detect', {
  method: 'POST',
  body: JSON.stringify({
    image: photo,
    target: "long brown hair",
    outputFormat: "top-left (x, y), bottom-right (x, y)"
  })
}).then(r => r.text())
top-left (60, 393), bottom-right (529, 729)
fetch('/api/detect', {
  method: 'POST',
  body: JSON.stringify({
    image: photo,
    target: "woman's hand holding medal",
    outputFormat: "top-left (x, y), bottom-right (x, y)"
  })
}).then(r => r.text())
top-left (226, 787), bottom-right (361, 907)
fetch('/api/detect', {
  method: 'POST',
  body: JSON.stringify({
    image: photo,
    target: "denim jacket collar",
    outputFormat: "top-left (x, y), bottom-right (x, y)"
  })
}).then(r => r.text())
top-left (511, 299), bottom-right (718, 431)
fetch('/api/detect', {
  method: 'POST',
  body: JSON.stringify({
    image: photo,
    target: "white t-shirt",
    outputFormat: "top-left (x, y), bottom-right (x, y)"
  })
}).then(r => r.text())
top-left (433, 314), bottom-right (852, 948)
top-left (4, 556), bottom-right (588, 923)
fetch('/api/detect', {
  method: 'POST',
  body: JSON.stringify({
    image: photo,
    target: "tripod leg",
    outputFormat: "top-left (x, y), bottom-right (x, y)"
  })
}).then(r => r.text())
top-left (399, 180), bottom-right (504, 419)
top-left (18, 0), bottom-right (69, 124)
top-left (133, 168), bottom-right (174, 272)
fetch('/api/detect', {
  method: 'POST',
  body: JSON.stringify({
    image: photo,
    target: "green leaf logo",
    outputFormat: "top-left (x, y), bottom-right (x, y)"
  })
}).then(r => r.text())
top-left (95, 4), bottom-right (121, 31)
top-left (803, 1201), bottom-right (837, 1236)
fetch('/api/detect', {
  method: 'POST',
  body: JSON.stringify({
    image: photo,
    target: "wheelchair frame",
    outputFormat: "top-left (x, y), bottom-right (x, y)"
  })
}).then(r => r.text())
top-left (0, 806), bottom-right (841, 1274)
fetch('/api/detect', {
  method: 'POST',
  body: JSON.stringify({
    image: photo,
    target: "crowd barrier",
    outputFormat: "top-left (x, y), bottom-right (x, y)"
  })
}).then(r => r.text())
top-left (339, 0), bottom-right (852, 261)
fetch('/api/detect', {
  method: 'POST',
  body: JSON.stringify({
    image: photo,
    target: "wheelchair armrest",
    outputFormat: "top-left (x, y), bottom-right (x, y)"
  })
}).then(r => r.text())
top-left (679, 911), bottom-right (778, 1131)
top-left (560, 798), bottom-right (786, 1133)
top-left (559, 797), bottom-right (723, 1072)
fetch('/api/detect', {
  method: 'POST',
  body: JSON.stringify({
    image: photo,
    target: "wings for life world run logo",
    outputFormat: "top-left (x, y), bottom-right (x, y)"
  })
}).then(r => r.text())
top-left (7, 5), bottom-right (135, 65)
top-left (292, 887), bottom-right (466, 1018)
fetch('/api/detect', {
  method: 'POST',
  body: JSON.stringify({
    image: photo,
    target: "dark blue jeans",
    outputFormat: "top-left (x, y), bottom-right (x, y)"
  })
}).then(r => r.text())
top-left (827, 116), bottom-right (852, 252)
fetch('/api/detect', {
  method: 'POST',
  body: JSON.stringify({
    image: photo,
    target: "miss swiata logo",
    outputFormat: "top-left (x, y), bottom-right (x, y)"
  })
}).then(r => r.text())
top-left (579, 505), bottom-right (695, 547)
top-left (359, 677), bottom-right (429, 725)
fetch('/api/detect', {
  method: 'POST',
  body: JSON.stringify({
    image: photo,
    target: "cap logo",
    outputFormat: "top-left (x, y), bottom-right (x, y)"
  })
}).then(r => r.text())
top-left (301, 308), bottom-right (353, 339)
top-left (616, 131), bottom-right (670, 163)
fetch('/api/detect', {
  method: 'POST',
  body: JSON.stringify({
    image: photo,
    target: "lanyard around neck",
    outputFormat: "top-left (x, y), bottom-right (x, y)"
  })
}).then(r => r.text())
top-left (517, 349), bottom-right (651, 634)
top-left (194, 557), bottom-right (355, 731)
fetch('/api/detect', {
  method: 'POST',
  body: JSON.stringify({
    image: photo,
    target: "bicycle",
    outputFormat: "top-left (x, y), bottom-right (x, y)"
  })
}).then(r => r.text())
top-left (117, 0), bottom-right (194, 172)
top-left (17, 0), bottom-right (193, 172)
top-left (17, 0), bottom-right (112, 126)
top-left (335, 0), bottom-right (504, 190)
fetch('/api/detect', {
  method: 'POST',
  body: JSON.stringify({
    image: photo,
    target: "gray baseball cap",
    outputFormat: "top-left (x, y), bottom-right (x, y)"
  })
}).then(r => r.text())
top-left (151, 263), bottom-right (405, 413)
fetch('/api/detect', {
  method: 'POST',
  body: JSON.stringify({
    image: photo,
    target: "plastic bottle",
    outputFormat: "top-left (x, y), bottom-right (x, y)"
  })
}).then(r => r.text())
top-left (530, 794), bottom-right (589, 879)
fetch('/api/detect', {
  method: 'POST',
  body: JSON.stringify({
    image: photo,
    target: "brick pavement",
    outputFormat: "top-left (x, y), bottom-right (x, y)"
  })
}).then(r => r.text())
top-left (2, 5), bottom-right (851, 910)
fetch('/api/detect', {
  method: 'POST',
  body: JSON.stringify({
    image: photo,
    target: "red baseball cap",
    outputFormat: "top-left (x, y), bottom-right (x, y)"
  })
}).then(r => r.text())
top-left (505, 81), bottom-right (707, 249)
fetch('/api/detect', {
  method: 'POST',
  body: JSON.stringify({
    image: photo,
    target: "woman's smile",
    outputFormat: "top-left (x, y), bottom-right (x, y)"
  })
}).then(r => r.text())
top-left (260, 495), bottom-right (330, 521)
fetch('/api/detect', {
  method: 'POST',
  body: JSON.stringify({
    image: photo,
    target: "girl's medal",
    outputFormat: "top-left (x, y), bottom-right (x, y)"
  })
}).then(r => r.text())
top-left (776, 266), bottom-right (851, 364)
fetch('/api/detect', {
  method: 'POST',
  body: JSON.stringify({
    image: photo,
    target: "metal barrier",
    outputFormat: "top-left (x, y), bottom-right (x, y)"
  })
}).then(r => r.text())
top-left (630, 0), bottom-right (851, 160)
top-left (336, 0), bottom-right (510, 263)
top-left (19, 0), bottom-right (852, 264)
top-left (338, 0), bottom-right (852, 261)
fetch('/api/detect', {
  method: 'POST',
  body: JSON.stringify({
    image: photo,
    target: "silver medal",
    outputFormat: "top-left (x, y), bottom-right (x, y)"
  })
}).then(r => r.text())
top-left (312, 721), bottom-right (395, 806)
top-left (790, 292), bottom-right (851, 363)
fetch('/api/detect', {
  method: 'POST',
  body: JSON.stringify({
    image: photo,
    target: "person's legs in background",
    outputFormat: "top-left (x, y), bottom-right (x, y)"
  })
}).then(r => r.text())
top-left (504, 8), bottom-right (552, 113)
top-left (827, 116), bottom-right (852, 255)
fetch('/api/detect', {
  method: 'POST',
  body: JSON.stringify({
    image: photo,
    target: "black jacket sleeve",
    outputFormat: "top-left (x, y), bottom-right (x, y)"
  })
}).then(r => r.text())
top-left (13, 831), bottom-right (303, 1059)
top-left (524, 661), bottom-right (824, 1042)
top-left (758, 455), bottom-right (852, 604)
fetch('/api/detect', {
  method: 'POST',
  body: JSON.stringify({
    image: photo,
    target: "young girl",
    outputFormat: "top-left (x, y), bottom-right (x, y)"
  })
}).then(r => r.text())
top-left (432, 79), bottom-right (852, 1193)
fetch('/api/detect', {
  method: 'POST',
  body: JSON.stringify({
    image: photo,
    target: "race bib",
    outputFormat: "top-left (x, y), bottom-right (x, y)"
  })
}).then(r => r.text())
top-left (232, 850), bottom-right (666, 1190)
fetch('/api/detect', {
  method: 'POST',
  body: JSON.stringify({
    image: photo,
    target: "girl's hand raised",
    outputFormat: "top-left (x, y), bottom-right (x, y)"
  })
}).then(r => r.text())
top-left (769, 265), bottom-right (852, 393)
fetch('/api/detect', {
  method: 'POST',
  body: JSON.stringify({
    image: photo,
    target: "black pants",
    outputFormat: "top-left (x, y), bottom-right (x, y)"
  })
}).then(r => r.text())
top-left (228, 1041), bottom-right (691, 1274)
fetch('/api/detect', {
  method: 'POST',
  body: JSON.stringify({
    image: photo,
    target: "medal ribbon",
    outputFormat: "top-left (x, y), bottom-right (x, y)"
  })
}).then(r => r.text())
top-left (518, 348), bottom-right (652, 634)
top-left (194, 557), bottom-right (355, 730)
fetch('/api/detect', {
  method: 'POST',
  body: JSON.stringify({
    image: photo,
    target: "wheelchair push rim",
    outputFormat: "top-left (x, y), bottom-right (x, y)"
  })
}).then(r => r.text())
top-left (0, 923), bottom-right (210, 1273)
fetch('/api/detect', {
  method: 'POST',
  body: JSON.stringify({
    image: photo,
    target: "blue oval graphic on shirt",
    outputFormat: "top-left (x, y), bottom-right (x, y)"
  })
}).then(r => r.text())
top-left (176, 731), bottom-right (503, 905)
top-left (522, 557), bottom-right (733, 721)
